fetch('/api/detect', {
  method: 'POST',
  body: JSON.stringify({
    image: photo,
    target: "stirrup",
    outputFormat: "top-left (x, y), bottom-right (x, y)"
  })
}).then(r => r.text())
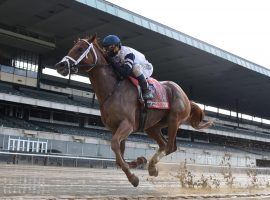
top-left (143, 90), bottom-right (154, 100)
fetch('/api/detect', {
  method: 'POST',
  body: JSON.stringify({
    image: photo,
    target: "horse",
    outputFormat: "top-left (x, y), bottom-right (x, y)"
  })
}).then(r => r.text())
top-left (55, 34), bottom-right (213, 187)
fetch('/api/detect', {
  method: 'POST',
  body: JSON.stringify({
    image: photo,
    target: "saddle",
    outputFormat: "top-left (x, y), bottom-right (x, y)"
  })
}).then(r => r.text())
top-left (128, 77), bottom-right (170, 110)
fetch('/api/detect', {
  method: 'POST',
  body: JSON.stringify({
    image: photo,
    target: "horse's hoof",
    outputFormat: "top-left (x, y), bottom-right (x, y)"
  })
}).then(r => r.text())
top-left (165, 147), bottom-right (177, 155)
top-left (148, 166), bottom-right (159, 177)
top-left (128, 161), bottom-right (138, 169)
top-left (137, 156), bottom-right (147, 165)
top-left (129, 174), bottom-right (139, 187)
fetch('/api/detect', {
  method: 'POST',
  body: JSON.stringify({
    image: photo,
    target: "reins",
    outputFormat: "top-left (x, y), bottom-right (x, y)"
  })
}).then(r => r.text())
top-left (67, 63), bottom-right (110, 84)
top-left (71, 63), bottom-right (110, 73)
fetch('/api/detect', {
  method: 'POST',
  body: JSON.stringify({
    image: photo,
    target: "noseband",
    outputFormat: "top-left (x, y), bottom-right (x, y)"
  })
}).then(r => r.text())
top-left (58, 39), bottom-right (98, 75)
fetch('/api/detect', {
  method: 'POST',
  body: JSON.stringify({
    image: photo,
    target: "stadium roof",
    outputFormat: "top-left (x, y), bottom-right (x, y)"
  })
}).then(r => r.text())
top-left (0, 0), bottom-right (269, 119)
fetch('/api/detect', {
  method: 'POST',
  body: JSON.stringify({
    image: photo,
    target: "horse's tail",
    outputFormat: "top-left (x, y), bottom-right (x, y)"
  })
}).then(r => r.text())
top-left (187, 101), bottom-right (213, 129)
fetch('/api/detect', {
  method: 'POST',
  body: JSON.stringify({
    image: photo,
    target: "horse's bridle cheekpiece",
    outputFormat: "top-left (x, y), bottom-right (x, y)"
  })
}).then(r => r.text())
top-left (58, 39), bottom-right (98, 75)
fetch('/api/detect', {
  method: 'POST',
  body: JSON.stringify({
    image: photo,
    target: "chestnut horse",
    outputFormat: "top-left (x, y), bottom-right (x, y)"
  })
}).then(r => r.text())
top-left (55, 35), bottom-right (212, 187)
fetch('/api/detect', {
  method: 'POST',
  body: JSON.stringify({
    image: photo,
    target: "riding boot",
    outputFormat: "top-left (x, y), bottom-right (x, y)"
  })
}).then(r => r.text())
top-left (137, 74), bottom-right (154, 100)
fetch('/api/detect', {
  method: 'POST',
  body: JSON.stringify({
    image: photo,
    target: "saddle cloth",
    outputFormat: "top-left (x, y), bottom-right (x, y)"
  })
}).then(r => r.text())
top-left (129, 77), bottom-right (170, 109)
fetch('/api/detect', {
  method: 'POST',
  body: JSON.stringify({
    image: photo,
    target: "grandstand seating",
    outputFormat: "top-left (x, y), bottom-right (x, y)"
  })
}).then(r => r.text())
top-left (1, 81), bottom-right (269, 140)
top-left (31, 121), bottom-right (112, 140)
top-left (211, 123), bottom-right (270, 139)
top-left (0, 114), bottom-right (268, 155)
top-left (0, 81), bottom-right (100, 109)
top-left (206, 112), bottom-right (270, 134)
top-left (0, 115), bottom-right (48, 132)
top-left (1, 112), bottom-right (269, 155)
top-left (0, 82), bottom-right (26, 96)
top-left (1, 81), bottom-right (269, 135)
top-left (1, 79), bottom-right (270, 163)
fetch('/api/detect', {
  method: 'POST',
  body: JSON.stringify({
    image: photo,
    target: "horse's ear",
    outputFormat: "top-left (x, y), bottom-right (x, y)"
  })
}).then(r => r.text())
top-left (89, 33), bottom-right (97, 42)
top-left (74, 38), bottom-right (79, 45)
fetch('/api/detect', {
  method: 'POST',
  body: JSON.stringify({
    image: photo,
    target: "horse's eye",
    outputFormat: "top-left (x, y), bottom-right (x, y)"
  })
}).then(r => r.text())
top-left (78, 47), bottom-right (84, 52)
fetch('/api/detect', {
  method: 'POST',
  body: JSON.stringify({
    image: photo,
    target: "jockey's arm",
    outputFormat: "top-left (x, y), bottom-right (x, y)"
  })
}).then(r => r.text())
top-left (111, 53), bottom-right (135, 78)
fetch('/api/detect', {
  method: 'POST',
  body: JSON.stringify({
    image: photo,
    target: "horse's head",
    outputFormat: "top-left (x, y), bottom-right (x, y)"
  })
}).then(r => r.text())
top-left (55, 34), bottom-right (101, 76)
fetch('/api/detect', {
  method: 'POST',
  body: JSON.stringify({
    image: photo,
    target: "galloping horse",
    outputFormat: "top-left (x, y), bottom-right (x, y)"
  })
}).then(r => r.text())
top-left (55, 34), bottom-right (212, 187)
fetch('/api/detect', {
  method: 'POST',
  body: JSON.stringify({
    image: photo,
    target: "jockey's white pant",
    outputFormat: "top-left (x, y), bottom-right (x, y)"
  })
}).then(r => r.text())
top-left (132, 63), bottom-right (153, 78)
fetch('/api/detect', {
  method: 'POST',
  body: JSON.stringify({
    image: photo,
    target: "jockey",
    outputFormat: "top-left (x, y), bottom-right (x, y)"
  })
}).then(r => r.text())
top-left (102, 34), bottom-right (154, 100)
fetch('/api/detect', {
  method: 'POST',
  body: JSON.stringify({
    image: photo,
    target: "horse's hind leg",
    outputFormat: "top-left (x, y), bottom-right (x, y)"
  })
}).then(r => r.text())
top-left (145, 124), bottom-right (168, 177)
top-left (111, 119), bottom-right (139, 187)
top-left (166, 110), bottom-right (183, 155)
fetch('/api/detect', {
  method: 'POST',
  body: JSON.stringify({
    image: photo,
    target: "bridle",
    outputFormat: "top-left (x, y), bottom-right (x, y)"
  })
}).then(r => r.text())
top-left (57, 38), bottom-right (121, 109)
top-left (58, 39), bottom-right (99, 75)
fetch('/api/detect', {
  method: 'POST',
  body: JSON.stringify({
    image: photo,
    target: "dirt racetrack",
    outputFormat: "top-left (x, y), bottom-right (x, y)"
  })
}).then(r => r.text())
top-left (1, 164), bottom-right (270, 199)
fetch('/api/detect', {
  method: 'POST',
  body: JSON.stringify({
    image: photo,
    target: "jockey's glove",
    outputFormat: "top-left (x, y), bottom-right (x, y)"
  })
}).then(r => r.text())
top-left (111, 63), bottom-right (132, 78)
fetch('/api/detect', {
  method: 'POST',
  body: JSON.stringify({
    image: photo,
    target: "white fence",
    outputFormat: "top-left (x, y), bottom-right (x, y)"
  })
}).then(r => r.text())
top-left (7, 136), bottom-right (48, 153)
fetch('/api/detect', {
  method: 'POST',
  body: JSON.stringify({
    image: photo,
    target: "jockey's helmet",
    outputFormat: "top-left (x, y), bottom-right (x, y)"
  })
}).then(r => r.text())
top-left (102, 35), bottom-right (122, 57)
top-left (102, 35), bottom-right (121, 48)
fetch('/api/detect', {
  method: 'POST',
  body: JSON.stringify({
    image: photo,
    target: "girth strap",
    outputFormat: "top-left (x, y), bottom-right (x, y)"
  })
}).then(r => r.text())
top-left (138, 100), bottom-right (148, 132)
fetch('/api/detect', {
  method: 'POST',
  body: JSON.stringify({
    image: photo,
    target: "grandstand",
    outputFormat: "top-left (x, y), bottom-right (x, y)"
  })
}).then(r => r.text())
top-left (0, 0), bottom-right (270, 171)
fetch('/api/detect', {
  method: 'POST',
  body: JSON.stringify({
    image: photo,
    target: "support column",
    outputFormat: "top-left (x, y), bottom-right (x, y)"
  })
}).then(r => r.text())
top-left (37, 55), bottom-right (43, 89)
top-left (235, 99), bottom-right (239, 127)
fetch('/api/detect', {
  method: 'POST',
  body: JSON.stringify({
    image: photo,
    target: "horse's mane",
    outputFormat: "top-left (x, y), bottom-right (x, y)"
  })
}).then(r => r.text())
top-left (93, 38), bottom-right (105, 54)
top-left (73, 35), bottom-right (123, 81)
top-left (84, 35), bottom-right (118, 78)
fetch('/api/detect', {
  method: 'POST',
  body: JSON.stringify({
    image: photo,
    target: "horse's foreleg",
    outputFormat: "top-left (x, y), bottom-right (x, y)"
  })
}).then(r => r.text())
top-left (145, 125), bottom-right (167, 177)
top-left (120, 140), bottom-right (126, 156)
top-left (111, 120), bottom-right (139, 187)
top-left (120, 140), bottom-right (147, 169)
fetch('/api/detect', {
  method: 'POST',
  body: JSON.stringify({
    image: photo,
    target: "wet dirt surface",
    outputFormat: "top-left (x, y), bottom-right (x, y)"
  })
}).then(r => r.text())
top-left (0, 164), bottom-right (270, 199)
